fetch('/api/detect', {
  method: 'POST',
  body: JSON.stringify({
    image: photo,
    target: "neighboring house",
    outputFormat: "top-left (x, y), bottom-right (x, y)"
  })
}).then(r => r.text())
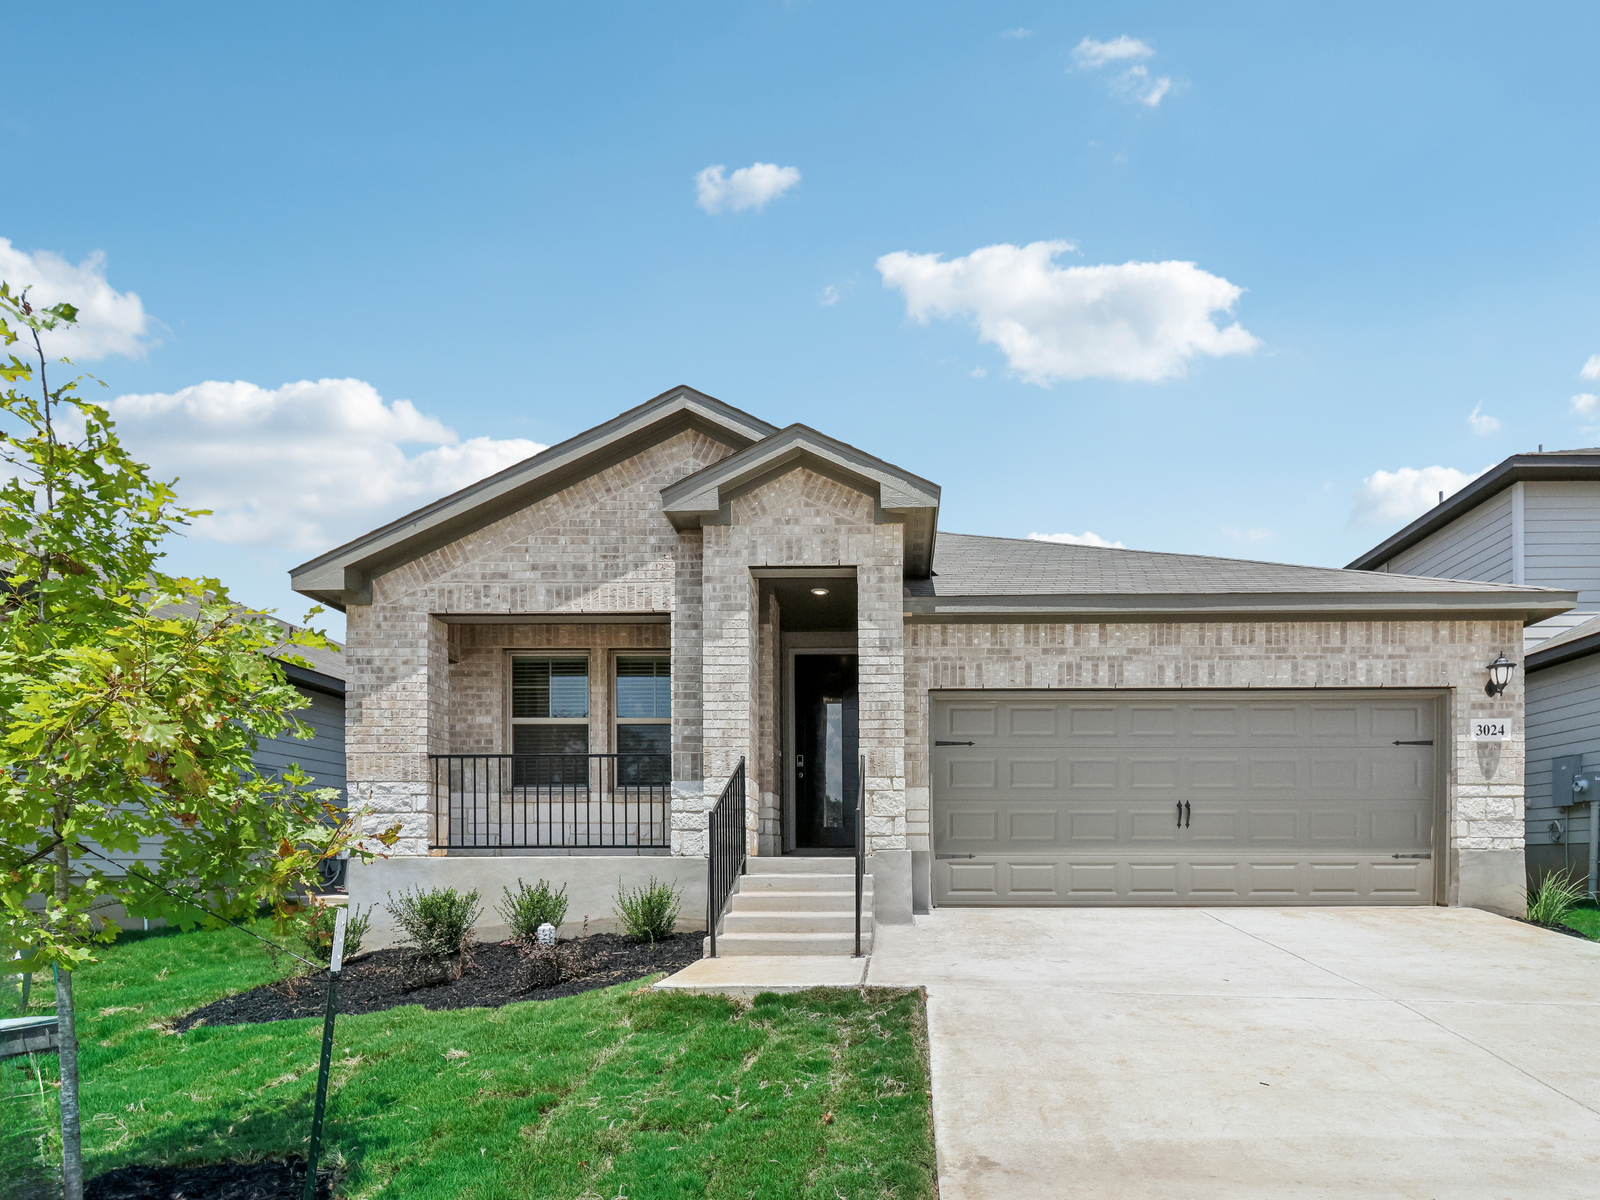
top-left (1348, 448), bottom-right (1600, 890)
top-left (99, 618), bottom-right (348, 894)
top-left (290, 387), bottom-right (1570, 950)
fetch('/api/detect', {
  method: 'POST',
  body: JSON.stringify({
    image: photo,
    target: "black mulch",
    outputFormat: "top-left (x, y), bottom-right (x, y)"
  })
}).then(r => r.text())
top-left (173, 932), bottom-right (706, 1030)
top-left (85, 1159), bottom-right (330, 1200)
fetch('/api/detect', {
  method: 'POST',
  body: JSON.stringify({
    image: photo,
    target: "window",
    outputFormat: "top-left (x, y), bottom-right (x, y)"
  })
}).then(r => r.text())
top-left (616, 657), bottom-right (670, 784)
top-left (511, 657), bottom-right (589, 783)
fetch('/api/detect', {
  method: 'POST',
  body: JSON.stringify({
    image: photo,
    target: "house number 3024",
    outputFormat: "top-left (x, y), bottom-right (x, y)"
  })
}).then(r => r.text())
top-left (1470, 720), bottom-right (1511, 742)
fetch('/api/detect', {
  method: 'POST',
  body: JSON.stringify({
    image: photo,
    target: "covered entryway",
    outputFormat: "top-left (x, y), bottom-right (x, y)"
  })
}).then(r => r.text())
top-left (931, 689), bottom-right (1441, 906)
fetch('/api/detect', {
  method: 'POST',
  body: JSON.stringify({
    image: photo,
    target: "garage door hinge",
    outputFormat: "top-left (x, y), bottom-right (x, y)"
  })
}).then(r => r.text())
top-left (1392, 740), bottom-right (1434, 745)
top-left (936, 853), bottom-right (977, 860)
top-left (1390, 853), bottom-right (1432, 859)
top-left (935, 740), bottom-right (975, 746)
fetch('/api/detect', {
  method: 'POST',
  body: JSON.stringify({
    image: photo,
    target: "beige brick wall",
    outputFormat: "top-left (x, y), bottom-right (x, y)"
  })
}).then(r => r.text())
top-left (700, 467), bottom-right (906, 855)
top-left (902, 618), bottom-right (1525, 876)
top-left (346, 429), bottom-right (732, 857)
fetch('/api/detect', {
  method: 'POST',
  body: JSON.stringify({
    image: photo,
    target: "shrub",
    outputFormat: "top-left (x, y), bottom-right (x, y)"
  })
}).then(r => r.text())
top-left (614, 876), bottom-right (682, 944)
top-left (386, 885), bottom-right (482, 963)
top-left (516, 918), bottom-right (589, 990)
top-left (299, 901), bottom-right (372, 965)
top-left (1528, 871), bottom-right (1587, 927)
top-left (497, 878), bottom-right (569, 942)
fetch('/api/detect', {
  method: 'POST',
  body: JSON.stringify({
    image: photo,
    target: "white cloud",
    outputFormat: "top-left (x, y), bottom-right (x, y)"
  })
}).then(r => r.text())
top-left (819, 285), bottom-right (841, 307)
top-left (1351, 465), bottom-right (1484, 527)
top-left (1222, 526), bottom-right (1274, 542)
top-left (969, 366), bottom-right (987, 378)
top-left (0, 237), bottom-right (156, 361)
top-left (1072, 37), bottom-right (1171, 106)
top-left (1572, 393), bottom-right (1598, 416)
top-left (1580, 355), bottom-right (1600, 381)
top-left (1001, 28), bottom-right (1032, 39)
top-left (1111, 65), bottom-right (1172, 107)
top-left (1071, 36), bottom-right (1153, 68)
top-left (877, 240), bottom-right (1258, 384)
top-left (1467, 403), bottom-right (1501, 435)
top-left (1028, 530), bottom-right (1126, 549)
top-left (694, 162), bottom-right (800, 214)
top-left (104, 378), bottom-right (545, 552)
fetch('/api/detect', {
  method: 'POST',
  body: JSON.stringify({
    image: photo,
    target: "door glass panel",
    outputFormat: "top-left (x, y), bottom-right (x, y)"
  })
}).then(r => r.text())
top-left (824, 699), bottom-right (844, 829)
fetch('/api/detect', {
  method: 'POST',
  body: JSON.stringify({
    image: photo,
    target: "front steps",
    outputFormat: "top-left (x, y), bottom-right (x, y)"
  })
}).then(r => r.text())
top-left (706, 857), bottom-right (873, 956)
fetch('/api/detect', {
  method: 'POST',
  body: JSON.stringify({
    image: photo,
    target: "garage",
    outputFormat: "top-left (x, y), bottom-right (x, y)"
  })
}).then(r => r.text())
top-left (931, 689), bottom-right (1442, 906)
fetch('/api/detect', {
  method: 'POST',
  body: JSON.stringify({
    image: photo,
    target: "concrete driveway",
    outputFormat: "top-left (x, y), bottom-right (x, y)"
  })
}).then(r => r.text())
top-left (865, 907), bottom-right (1600, 1200)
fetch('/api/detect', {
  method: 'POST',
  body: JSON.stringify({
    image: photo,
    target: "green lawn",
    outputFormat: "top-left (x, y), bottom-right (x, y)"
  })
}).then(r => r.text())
top-left (1559, 902), bottom-right (1600, 940)
top-left (6, 928), bottom-right (937, 1199)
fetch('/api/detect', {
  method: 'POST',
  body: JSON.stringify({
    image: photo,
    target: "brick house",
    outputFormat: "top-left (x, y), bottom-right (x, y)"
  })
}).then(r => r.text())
top-left (289, 387), bottom-right (1573, 948)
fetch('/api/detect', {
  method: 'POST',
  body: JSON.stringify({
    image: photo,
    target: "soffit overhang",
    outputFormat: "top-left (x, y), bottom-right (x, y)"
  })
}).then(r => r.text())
top-left (659, 423), bottom-right (942, 578)
top-left (1346, 452), bottom-right (1600, 570)
top-left (289, 386), bottom-right (777, 610)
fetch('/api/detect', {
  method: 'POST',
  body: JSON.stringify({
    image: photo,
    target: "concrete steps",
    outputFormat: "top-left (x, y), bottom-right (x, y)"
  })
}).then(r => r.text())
top-left (707, 857), bottom-right (872, 957)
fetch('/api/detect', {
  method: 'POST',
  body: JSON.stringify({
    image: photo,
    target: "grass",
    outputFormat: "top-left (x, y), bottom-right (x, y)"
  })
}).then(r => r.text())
top-left (1558, 901), bottom-right (1600, 940)
top-left (5, 926), bottom-right (936, 1199)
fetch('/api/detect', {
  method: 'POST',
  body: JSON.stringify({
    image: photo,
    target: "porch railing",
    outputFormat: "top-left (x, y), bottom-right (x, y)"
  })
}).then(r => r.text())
top-left (428, 754), bottom-right (670, 849)
top-left (705, 758), bottom-right (747, 958)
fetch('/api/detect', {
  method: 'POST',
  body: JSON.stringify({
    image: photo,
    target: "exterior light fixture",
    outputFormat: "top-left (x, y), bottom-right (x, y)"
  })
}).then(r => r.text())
top-left (536, 922), bottom-right (557, 947)
top-left (1484, 654), bottom-right (1515, 698)
top-left (810, 587), bottom-right (829, 596)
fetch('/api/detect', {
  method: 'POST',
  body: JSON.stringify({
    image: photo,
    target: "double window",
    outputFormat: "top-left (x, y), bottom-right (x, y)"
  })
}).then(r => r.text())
top-left (508, 654), bottom-right (670, 785)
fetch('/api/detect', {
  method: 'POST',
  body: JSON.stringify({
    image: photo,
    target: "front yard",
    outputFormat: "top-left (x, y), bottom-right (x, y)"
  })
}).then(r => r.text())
top-left (6, 927), bottom-right (937, 1199)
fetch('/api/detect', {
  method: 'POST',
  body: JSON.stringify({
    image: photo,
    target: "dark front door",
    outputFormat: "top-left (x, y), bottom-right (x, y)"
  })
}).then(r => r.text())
top-left (793, 654), bottom-right (858, 849)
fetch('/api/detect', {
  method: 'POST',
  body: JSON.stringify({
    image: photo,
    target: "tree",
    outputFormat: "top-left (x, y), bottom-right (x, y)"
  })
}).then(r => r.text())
top-left (0, 283), bottom-right (396, 1199)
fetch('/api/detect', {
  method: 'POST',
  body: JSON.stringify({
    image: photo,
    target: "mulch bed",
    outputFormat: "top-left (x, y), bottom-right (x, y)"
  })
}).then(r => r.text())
top-left (1509, 914), bottom-right (1591, 940)
top-left (173, 932), bottom-right (705, 1030)
top-left (85, 1159), bottom-right (330, 1200)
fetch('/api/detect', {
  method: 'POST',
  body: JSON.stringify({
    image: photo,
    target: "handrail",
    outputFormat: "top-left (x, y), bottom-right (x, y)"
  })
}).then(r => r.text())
top-left (855, 754), bottom-right (866, 958)
top-left (427, 753), bottom-right (670, 849)
top-left (706, 758), bottom-right (747, 959)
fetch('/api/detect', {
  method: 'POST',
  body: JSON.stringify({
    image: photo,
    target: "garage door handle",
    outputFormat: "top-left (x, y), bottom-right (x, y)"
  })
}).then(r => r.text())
top-left (937, 853), bottom-right (976, 860)
top-left (1184, 801), bottom-right (1191, 828)
top-left (936, 741), bottom-right (975, 746)
top-left (1392, 740), bottom-right (1433, 746)
top-left (1391, 853), bottom-right (1431, 859)
top-left (1176, 801), bottom-right (1183, 827)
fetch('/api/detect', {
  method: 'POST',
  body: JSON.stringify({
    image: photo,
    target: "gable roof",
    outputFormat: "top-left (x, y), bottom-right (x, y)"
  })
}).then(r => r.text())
top-left (907, 532), bottom-right (1575, 622)
top-left (289, 386), bottom-right (777, 609)
top-left (1346, 447), bottom-right (1600, 570)
top-left (660, 423), bottom-right (942, 577)
top-left (1526, 613), bottom-right (1600, 673)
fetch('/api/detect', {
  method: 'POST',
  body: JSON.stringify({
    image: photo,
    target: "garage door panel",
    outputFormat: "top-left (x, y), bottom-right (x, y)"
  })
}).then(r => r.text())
top-left (932, 690), bottom-right (1439, 907)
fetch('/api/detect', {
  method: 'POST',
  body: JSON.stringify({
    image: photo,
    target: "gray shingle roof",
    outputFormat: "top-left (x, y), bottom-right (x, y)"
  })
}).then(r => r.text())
top-left (906, 533), bottom-right (1574, 622)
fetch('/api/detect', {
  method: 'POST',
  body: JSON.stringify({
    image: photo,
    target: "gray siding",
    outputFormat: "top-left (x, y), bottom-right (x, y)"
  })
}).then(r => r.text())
top-left (255, 687), bottom-right (347, 799)
top-left (92, 685), bottom-right (345, 877)
top-left (1384, 487), bottom-right (1513, 582)
top-left (1524, 480), bottom-right (1600, 606)
top-left (1525, 656), bottom-right (1600, 882)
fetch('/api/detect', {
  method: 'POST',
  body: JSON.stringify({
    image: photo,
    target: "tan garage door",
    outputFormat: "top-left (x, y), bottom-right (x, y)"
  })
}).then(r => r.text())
top-left (931, 690), bottom-right (1439, 906)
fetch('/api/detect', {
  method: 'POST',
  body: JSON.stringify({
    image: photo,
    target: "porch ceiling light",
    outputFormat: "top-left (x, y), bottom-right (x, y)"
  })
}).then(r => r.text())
top-left (1484, 654), bottom-right (1515, 698)
top-left (810, 587), bottom-right (829, 596)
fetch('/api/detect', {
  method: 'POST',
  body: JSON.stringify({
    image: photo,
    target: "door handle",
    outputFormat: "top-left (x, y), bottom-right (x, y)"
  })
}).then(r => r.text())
top-left (1184, 801), bottom-right (1192, 828)
top-left (1176, 801), bottom-right (1183, 827)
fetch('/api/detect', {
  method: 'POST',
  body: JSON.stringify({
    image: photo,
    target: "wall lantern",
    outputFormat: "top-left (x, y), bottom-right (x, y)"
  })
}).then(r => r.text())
top-left (1484, 654), bottom-right (1516, 698)
top-left (810, 587), bottom-right (829, 597)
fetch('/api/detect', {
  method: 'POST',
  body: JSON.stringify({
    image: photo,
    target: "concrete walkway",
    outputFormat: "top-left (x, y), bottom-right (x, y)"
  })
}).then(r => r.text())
top-left (865, 907), bottom-right (1600, 1200)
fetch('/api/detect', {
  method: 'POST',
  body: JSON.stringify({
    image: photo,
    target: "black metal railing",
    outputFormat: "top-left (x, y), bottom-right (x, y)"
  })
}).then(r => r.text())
top-left (428, 754), bottom-right (670, 849)
top-left (855, 754), bottom-right (866, 958)
top-left (706, 758), bottom-right (747, 959)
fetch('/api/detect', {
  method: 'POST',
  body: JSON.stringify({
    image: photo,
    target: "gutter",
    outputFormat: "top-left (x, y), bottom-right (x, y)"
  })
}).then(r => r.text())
top-left (1527, 631), bottom-right (1600, 674)
top-left (903, 589), bottom-right (1577, 624)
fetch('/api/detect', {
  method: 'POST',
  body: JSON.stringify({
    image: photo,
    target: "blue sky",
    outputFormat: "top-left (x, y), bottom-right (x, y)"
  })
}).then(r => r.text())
top-left (7, 2), bottom-right (1600, 638)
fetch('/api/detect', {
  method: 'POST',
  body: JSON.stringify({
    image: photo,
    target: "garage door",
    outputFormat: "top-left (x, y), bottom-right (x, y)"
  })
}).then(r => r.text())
top-left (931, 690), bottom-right (1439, 906)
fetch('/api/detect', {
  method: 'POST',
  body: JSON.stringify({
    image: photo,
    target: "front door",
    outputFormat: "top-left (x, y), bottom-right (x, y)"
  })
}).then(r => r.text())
top-left (793, 654), bottom-right (859, 849)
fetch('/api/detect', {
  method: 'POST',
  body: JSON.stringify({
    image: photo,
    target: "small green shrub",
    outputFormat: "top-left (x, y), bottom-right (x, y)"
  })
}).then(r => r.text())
top-left (300, 902), bottom-right (372, 964)
top-left (386, 885), bottom-right (482, 961)
top-left (614, 876), bottom-right (682, 944)
top-left (497, 878), bottom-right (569, 942)
top-left (1528, 872), bottom-right (1587, 927)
